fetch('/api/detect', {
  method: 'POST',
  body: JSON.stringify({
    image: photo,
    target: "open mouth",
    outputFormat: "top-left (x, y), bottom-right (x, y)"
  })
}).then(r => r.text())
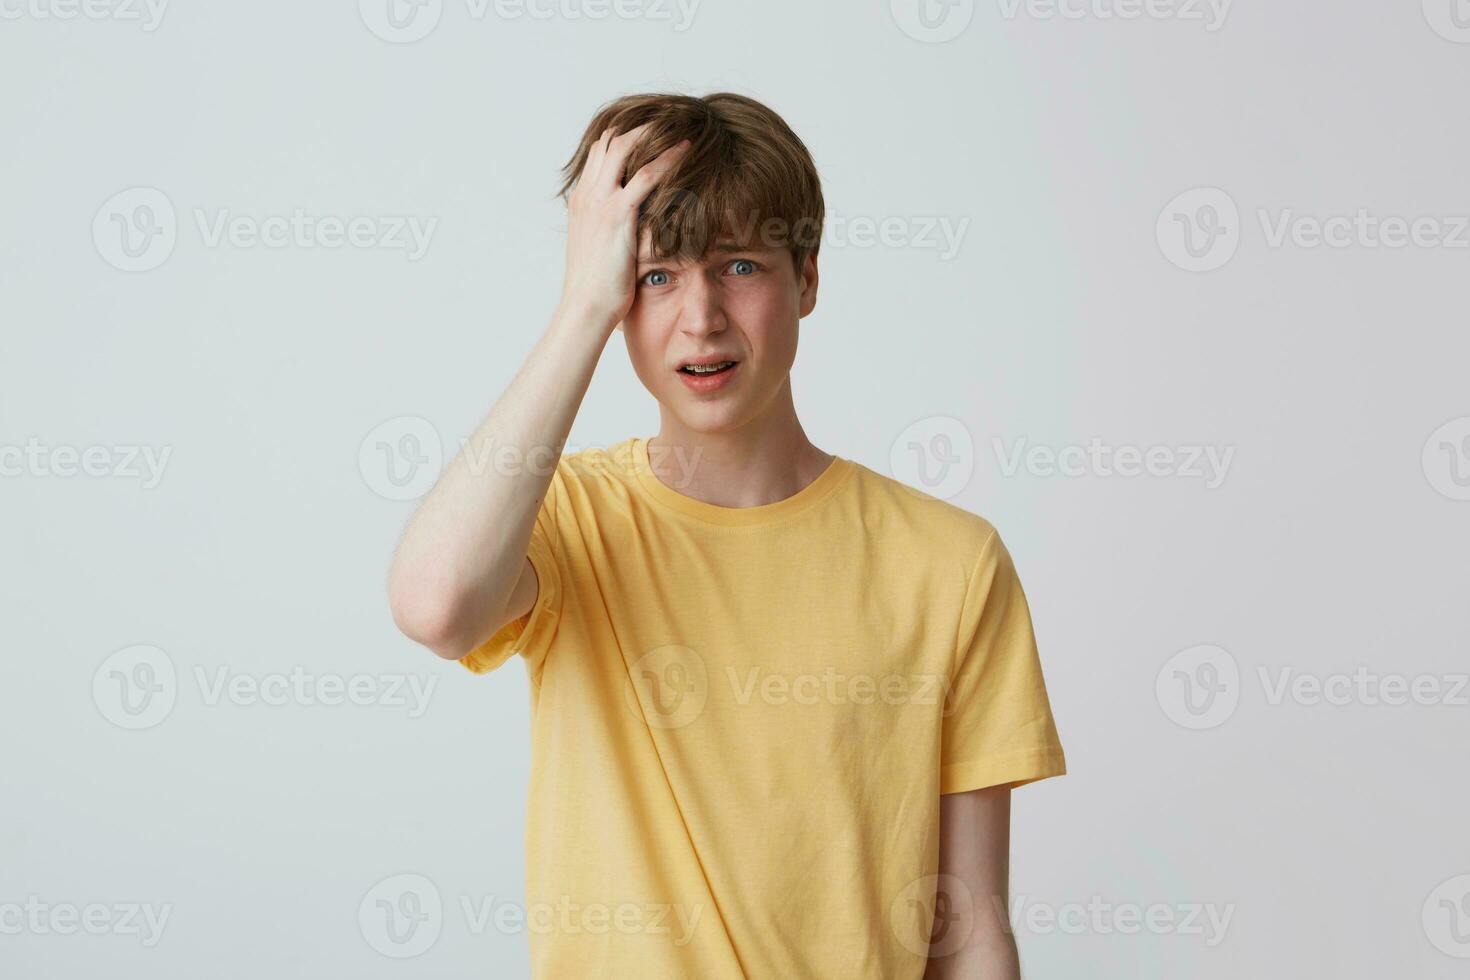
top-left (678, 360), bottom-right (738, 377)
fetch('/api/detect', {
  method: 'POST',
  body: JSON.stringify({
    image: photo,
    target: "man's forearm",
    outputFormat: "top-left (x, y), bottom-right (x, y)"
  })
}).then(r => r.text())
top-left (925, 787), bottom-right (1019, 980)
top-left (387, 301), bottom-right (611, 658)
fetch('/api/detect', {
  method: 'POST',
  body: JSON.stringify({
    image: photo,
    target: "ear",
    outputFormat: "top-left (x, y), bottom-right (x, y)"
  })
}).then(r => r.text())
top-left (797, 252), bottom-right (819, 318)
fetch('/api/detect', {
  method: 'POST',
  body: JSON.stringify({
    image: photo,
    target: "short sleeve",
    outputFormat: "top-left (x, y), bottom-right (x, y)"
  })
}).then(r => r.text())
top-left (458, 457), bottom-right (567, 678)
top-left (939, 528), bottom-right (1066, 794)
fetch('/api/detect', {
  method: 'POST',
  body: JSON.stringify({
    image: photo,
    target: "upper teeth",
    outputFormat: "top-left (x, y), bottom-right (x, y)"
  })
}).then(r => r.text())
top-left (685, 361), bottom-right (733, 374)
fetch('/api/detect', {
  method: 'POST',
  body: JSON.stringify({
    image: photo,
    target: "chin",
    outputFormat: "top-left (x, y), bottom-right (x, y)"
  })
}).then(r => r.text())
top-left (665, 397), bottom-right (751, 436)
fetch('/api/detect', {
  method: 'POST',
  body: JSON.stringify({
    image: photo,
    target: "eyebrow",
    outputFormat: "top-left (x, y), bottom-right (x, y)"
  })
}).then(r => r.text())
top-left (637, 242), bottom-right (769, 265)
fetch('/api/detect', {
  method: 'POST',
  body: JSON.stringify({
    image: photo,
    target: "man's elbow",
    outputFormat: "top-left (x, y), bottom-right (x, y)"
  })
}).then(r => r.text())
top-left (388, 580), bottom-right (477, 661)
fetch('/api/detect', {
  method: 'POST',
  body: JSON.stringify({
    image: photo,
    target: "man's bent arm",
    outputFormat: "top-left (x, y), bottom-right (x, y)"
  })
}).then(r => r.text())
top-left (386, 301), bottom-right (609, 660)
top-left (386, 125), bottom-right (691, 661)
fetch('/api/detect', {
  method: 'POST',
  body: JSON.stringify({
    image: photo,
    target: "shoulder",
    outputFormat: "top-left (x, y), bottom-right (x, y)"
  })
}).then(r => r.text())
top-left (532, 439), bottom-right (642, 516)
top-left (843, 461), bottom-right (1007, 572)
top-left (539, 438), bottom-right (638, 484)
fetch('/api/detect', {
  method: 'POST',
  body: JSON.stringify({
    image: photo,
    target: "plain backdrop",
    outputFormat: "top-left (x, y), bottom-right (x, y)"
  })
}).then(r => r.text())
top-left (3, 1), bottom-right (1469, 976)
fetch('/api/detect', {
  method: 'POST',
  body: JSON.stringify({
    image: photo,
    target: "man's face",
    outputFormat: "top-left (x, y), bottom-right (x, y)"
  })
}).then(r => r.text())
top-left (620, 232), bottom-right (819, 434)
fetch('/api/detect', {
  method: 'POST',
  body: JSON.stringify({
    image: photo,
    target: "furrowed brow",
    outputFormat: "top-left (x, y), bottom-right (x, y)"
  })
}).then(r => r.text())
top-left (636, 241), bottom-right (772, 267)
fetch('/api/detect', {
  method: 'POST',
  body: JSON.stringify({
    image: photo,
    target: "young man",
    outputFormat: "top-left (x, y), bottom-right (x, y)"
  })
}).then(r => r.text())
top-left (388, 92), bottom-right (1066, 979)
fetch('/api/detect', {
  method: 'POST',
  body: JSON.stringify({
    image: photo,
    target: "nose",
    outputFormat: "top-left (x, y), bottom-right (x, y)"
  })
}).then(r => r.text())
top-left (676, 269), bottom-right (727, 338)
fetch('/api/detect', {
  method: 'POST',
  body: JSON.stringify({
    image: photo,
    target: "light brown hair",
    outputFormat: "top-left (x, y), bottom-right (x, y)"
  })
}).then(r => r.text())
top-left (557, 92), bottom-right (825, 273)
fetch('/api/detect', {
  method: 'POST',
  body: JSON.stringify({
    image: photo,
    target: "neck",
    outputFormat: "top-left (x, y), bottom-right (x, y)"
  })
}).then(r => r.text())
top-left (649, 382), bottom-right (834, 508)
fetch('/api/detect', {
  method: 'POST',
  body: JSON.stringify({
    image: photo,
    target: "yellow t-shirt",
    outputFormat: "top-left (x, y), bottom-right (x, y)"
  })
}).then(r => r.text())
top-left (461, 436), bottom-right (1065, 978)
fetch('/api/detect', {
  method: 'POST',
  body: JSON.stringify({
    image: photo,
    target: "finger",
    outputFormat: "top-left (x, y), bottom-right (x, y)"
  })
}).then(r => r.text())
top-left (599, 122), bottom-right (658, 188)
top-left (578, 126), bottom-right (616, 193)
top-left (619, 140), bottom-right (692, 205)
top-left (608, 120), bottom-right (654, 148)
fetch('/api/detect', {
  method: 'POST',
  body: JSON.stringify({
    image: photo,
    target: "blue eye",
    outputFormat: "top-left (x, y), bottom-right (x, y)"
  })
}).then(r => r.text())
top-left (643, 270), bottom-right (671, 286)
top-left (730, 259), bottom-right (757, 276)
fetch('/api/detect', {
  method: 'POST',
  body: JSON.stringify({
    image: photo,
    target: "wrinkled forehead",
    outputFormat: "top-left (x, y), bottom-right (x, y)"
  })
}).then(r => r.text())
top-left (637, 236), bottom-right (758, 264)
top-left (635, 222), bottom-right (798, 265)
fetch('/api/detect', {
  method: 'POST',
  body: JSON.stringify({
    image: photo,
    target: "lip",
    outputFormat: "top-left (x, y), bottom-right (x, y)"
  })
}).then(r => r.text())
top-left (676, 359), bottom-right (740, 393)
top-left (676, 354), bottom-right (741, 369)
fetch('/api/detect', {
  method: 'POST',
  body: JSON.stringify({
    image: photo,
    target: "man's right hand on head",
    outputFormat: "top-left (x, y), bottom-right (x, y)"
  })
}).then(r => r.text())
top-left (558, 122), bottom-right (691, 334)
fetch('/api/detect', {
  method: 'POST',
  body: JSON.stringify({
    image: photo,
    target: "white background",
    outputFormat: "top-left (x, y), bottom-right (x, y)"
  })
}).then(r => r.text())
top-left (3, 0), bottom-right (1469, 976)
